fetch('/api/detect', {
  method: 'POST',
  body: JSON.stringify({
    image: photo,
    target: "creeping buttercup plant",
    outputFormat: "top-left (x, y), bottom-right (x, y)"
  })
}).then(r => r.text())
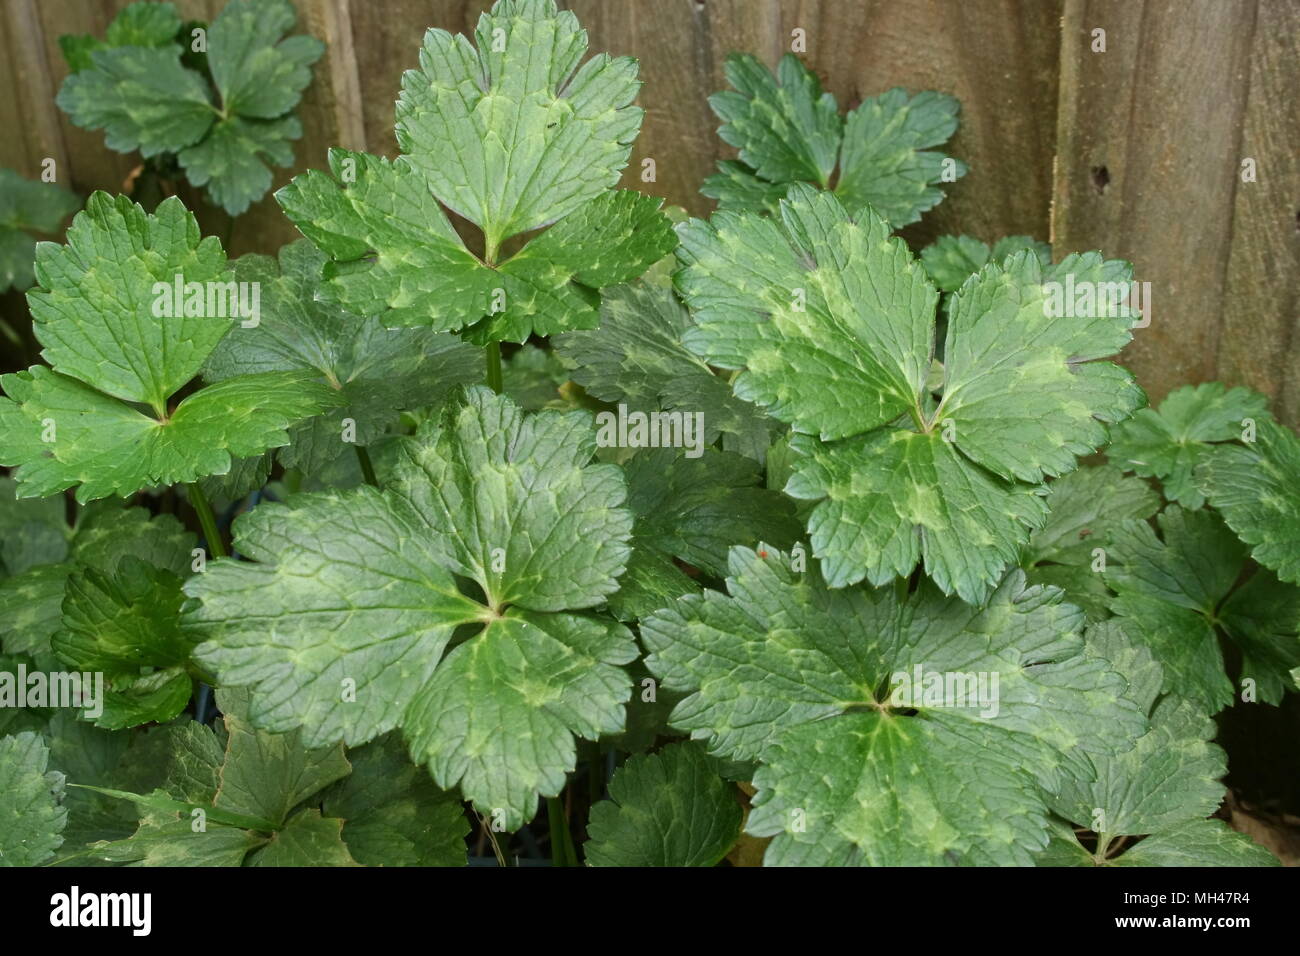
top-left (0, 0), bottom-right (1291, 868)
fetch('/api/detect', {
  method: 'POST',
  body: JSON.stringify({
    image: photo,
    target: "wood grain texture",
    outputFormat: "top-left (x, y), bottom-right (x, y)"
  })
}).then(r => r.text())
top-left (2, 0), bottom-right (71, 183)
top-left (1052, 0), bottom-right (1277, 413)
top-left (1215, 0), bottom-right (1300, 424)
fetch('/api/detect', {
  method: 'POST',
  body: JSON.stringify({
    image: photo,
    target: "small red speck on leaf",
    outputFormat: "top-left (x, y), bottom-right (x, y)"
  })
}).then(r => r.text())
top-left (758, 550), bottom-right (768, 558)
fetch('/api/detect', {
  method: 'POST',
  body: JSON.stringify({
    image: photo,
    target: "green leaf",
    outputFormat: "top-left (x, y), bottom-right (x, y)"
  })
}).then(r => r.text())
top-left (188, 486), bottom-right (484, 747)
top-left (388, 386), bottom-right (633, 611)
top-left (70, 502), bottom-right (196, 574)
top-left (701, 160), bottom-right (790, 213)
top-left (1105, 506), bottom-right (1300, 709)
top-left (1052, 694), bottom-right (1227, 841)
top-left (247, 809), bottom-right (359, 866)
top-left (1042, 815), bottom-right (1277, 867)
top-left (57, 47), bottom-right (214, 158)
top-left (1024, 564), bottom-right (1112, 624)
top-left (174, 0), bottom-right (323, 214)
top-left (503, 344), bottom-right (570, 411)
top-left (178, 115), bottom-right (301, 217)
top-left (29, 193), bottom-right (229, 409)
top-left (85, 687), bottom-right (354, 867)
top-left (701, 54), bottom-right (965, 227)
top-left (940, 254), bottom-right (1142, 481)
top-left (676, 186), bottom-right (1142, 602)
top-left (0, 565), bottom-right (74, 662)
top-left (835, 88), bottom-right (968, 227)
top-left (50, 556), bottom-right (195, 728)
top-left (788, 429), bottom-right (1048, 601)
top-left (54, 557), bottom-right (190, 678)
top-left (1217, 570), bottom-right (1300, 706)
top-left (1, 366), bottom-right (342, 502)
top-left (1025, 464), bottom-right (1161, 568)
top-left (89, 805), bottom-right (267, 866)
top-left (86, 707), bottom-right (412, 867)
top-left (1110, 383), bottom-right (1271, 508)
top-left (277, 149), bottom-right (498, 329)
top-left (95, 670), bottom-right (194, 731)
top-left (0, 731), bottom-right (67, 866)
top-left (187, 388), bottom-right (637, 826)
top-left (58, 0), bottom-right (321, 215)
top-left (466, 190), bottom-right (676, 344)
top-left (322, 733), bottom-right (469, 866)
top-left (920, 235), bottom-right (1050, 293)
top-left (554, 281), bottom-right (777, 459)
top-left (1199, 418), bottom-right (1300, 585)
top-left (707, 53), bottom-right (841, 190)
top-left (204, 241), bottom-right (480, 471)
top-left (206, 0), bottom-right (323, 119)
top-left (622, 447), bottom-right (800, 578)
top-left (395, 0), bottom-right (641, 249)
top-left (1020, 464), bottom-right (1159, 619)
top-left (0, 194), bottom-right (342, 501)
top-left (1106, 820), bottom-right (1278, 866)
top-left (0, 169), bottom-right (80, 293)
top-left (642, 549), bottom-right (1146, 865)
top-left (72, 784), bottom-right (279, 833)
top-left (0, 504), bottom-right (194, 664)
top-left (586, 742), bottom-right (742, 866)
top-left (60, 2), bottom-right (183, 73)
top-left (219, 687), bottom-right (355, 827)
top-left (404, 610), bottom-right (634, 829)
top-left (196, 451), bottom-right (272, 503)
top-left (42, 711), bottom-right (162, 852)
top-left (1044, 626), bottom-right (1233, 861)
top-left (0, 476), bottom-right (69, 576)
top-left (280, 1), bottom-right (669, 344)
top-left (605, 548), bottom-right (699, 624)
top-left (679, 186), bottom-right (935, 442)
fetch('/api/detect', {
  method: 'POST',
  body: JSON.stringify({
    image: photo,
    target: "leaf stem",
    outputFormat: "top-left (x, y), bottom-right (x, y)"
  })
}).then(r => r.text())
top-left (547, 795), bottom-right (578, 866)
top-left (187, 482), bottom-right (227, 559)
top-left (1094, 831), bottom-right (1115, 863)
top-left (485, 340), bottom-right (504, 394)
top-left (353, 444), bottom-right (379, 487)
top-left (479, 813), bottom-right (509, 867)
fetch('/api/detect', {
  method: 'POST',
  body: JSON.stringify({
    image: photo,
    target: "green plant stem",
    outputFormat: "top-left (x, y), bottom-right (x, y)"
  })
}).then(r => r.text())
top-left (482, 818), bottom-right (509, 867)
top-left (485, 340), bottom-right (504, 394)
top-left (1094, 831), bottom-right (1115, 863)
top-left (187, 482), bottom-right (227, 559)
top-left (547, 795), bottom-right (578, 867)
top-left (354, 444), bottom-right (379, 487)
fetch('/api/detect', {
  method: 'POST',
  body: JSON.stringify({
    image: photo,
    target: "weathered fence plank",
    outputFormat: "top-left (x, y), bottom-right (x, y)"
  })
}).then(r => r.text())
top-left (1052, 0), bottom-right (1293, 417)
top-left (1215, 0), bottom-right (1300, 423)
top-left (2, 0), bottom-right (73, 185)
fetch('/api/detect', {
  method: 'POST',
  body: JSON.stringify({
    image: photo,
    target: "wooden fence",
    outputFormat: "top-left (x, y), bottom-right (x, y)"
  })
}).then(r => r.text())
top-left (2, 0), bottom-right (1296, 422)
